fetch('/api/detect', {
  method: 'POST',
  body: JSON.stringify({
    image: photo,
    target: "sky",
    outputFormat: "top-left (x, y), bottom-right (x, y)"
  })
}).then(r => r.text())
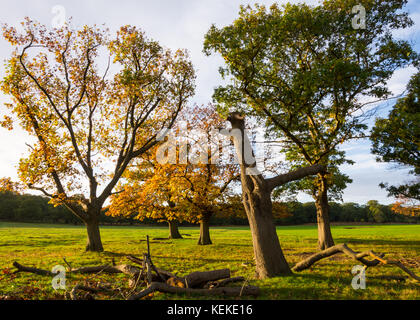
top-left (0, 0), bottom-right (419, 205)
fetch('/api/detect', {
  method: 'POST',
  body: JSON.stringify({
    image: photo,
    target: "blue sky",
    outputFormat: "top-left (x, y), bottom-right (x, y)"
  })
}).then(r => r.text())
top-left (0, 0), bottom-right (419, 205)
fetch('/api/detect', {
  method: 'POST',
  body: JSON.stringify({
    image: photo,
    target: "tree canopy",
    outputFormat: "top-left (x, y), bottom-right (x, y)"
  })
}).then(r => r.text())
top-left (1, 19), bottom-right (196, 251)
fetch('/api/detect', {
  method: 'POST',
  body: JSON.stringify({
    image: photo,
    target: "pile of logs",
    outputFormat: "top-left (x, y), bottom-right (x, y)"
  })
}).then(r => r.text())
top-left (12, 236), bottom-right (260, 300)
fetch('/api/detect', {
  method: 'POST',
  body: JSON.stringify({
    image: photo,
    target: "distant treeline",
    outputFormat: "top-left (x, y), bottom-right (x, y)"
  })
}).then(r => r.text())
top-left (0, 191), bottom-right (418, 226)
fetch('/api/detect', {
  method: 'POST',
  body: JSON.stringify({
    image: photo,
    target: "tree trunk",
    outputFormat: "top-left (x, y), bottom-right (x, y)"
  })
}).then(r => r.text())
top-left (315, 174), bottom-right (334, 250)
top-left (168, 220), bottom-right (183, 239)
top-left (198, 214), bottom-right (212, 245)
top-left (228, 113), bottom-right (291, 278)
top-left (242, 183), bottom-right (292, 278)
top-left (85, 215), bottom-right (103, 252)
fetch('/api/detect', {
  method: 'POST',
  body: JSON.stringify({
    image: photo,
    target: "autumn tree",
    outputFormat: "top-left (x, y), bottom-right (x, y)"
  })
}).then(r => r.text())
top-left (109, 105), bottom-right (239, 244)
top-left (175, 106), bottom-right (239, 245)
top-left (108, 147), bottom-right (196, 239)
top-left (204, 1), bottom-right (417, 250)
top-left (1, 20), bottom-right (195, 251)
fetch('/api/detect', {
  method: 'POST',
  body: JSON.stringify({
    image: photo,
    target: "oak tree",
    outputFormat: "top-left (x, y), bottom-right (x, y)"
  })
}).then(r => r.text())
top-left (1, 20), bottom-right (195, 251)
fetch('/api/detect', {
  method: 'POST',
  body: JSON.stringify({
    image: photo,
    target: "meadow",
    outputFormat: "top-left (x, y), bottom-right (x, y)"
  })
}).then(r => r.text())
top-left (0, 222), bottom-right (419, 300)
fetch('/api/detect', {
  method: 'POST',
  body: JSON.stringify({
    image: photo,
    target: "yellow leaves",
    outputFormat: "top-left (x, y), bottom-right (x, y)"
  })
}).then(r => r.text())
top-left (392, 199), bottom-right (420, 217)
top-left (0, 177), bottom-right (22, 194)
top-left (0, 115), bottom-right (13, 130)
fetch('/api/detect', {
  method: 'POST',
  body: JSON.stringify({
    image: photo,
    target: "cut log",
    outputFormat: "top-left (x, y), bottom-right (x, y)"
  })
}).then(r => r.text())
top-left (184, 269), bottom-right (230, 288)
top-left (166, 277), bottom-right (186, 288)
top-left (128, 282), bottom-right (260, 300)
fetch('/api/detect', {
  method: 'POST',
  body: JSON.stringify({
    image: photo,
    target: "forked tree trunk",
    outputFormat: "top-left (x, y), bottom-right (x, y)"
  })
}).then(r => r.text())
top-left (198, 214), bottom-right (212, 245)
top-left (314, 174), bottom-right (334, 250)
top-left (227, 112), bottom-right (325, 279)
top-left (85, 213), bottom-right (103, 252)
top-left (168, 220), bottom-right (183, 239)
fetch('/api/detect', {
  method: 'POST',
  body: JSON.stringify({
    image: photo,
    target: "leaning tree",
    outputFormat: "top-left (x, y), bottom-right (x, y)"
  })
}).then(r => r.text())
top-left (1, 20), bottom-right (195, 251)
top-left (225, 113), bottom-right (325, 278)
top-left (204, 0), bottom-right (417, 250)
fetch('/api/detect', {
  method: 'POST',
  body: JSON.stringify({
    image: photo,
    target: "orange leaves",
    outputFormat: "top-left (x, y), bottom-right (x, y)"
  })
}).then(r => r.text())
top-left (0, 115), bottom-right (13, 130)
top-left (109, 105), bottom-right (239, 224)
top-left (392, 198), bottom-right (420, 217)
top-left (1, 19), bottom-right (196, 215)
top-left (0, 177), bottom-right (22, 194)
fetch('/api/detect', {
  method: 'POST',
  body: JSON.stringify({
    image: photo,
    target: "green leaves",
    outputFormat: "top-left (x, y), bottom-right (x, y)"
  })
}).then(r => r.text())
top-left (204, 1), bottom-right (417, 200)
top-left (371, 72), bottom-right (420, 201)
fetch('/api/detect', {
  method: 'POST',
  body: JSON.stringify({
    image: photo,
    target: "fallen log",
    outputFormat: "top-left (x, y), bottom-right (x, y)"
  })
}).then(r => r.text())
top-left (204, 276), bottom-right (245, 289)
top-left (127, 282), bottom-right (260, 300)
top-left (70, 265), bottom-right (123, 274)
top-left (184, 269), bottom-right (230, 288)
top-left (12, 262), bottom-right (55, 276)
top-left (13, 262), bottom-right (140, 277)
top-left (70, 283), bottom-right (116, 300)
top-left (292, 243), bottom-right (420, 282)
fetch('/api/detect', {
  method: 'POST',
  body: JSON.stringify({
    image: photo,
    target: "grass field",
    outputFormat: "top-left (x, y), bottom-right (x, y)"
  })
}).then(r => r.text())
top-left (0, 222), bottom-right (419, 300)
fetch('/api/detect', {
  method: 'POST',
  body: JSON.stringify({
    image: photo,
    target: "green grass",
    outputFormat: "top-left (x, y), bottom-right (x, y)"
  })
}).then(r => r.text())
top-left (0, 222), bottom-right (419, 300)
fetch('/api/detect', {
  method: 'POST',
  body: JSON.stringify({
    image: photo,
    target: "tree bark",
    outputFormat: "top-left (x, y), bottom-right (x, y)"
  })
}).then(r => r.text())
top-left (314, 174), bottom-right (335, 250)
top-left (242, 183), bottom-right (292, 278)
top-left (85, 213), bottom-right (103, 252)
top-left (197, 214), bottom-right (212, 245)
top-left (168, 220), bottom-right (183, 239)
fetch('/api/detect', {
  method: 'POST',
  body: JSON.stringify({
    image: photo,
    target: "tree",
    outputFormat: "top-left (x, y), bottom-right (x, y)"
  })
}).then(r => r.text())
top-left (175, 106), bottom-right (239, 245)
top-left (1, 20), bottom-right (195, 251)
top-left (371, 71), bottom-right (420, 203)
top-left (204, 1), bottom-right (417, 250)
top-left (109, 105), bottom-right (239, 244)
top-left (108, 147), bottom-right (195, 239)
top-left (366, 200), bottom-right (386, 223)
top-left (225, 113), bottom-right (325, 278)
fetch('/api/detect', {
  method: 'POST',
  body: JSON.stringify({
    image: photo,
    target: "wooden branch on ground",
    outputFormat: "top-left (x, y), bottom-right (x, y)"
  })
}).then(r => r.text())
top-left (204, 276), bottom-right (245, 289)
top-left (70, 283), bottom-right (116, 300)
top-left (184, 269), bottom-right (230, 288)
top-left (292, 243), bottom-right (420, 282)
top-left (13, 262), bottom-right (140, 277)
top-left (127, 282), bottom-right (260, 300)
top-left (126, 254), bottom-right (175, 279)
top-left (12, 262), bottom-right (55, 276)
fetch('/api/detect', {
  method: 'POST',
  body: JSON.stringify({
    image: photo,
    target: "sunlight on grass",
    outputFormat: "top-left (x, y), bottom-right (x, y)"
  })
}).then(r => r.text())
top-left (0, 223), bottom-right (418, 300)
